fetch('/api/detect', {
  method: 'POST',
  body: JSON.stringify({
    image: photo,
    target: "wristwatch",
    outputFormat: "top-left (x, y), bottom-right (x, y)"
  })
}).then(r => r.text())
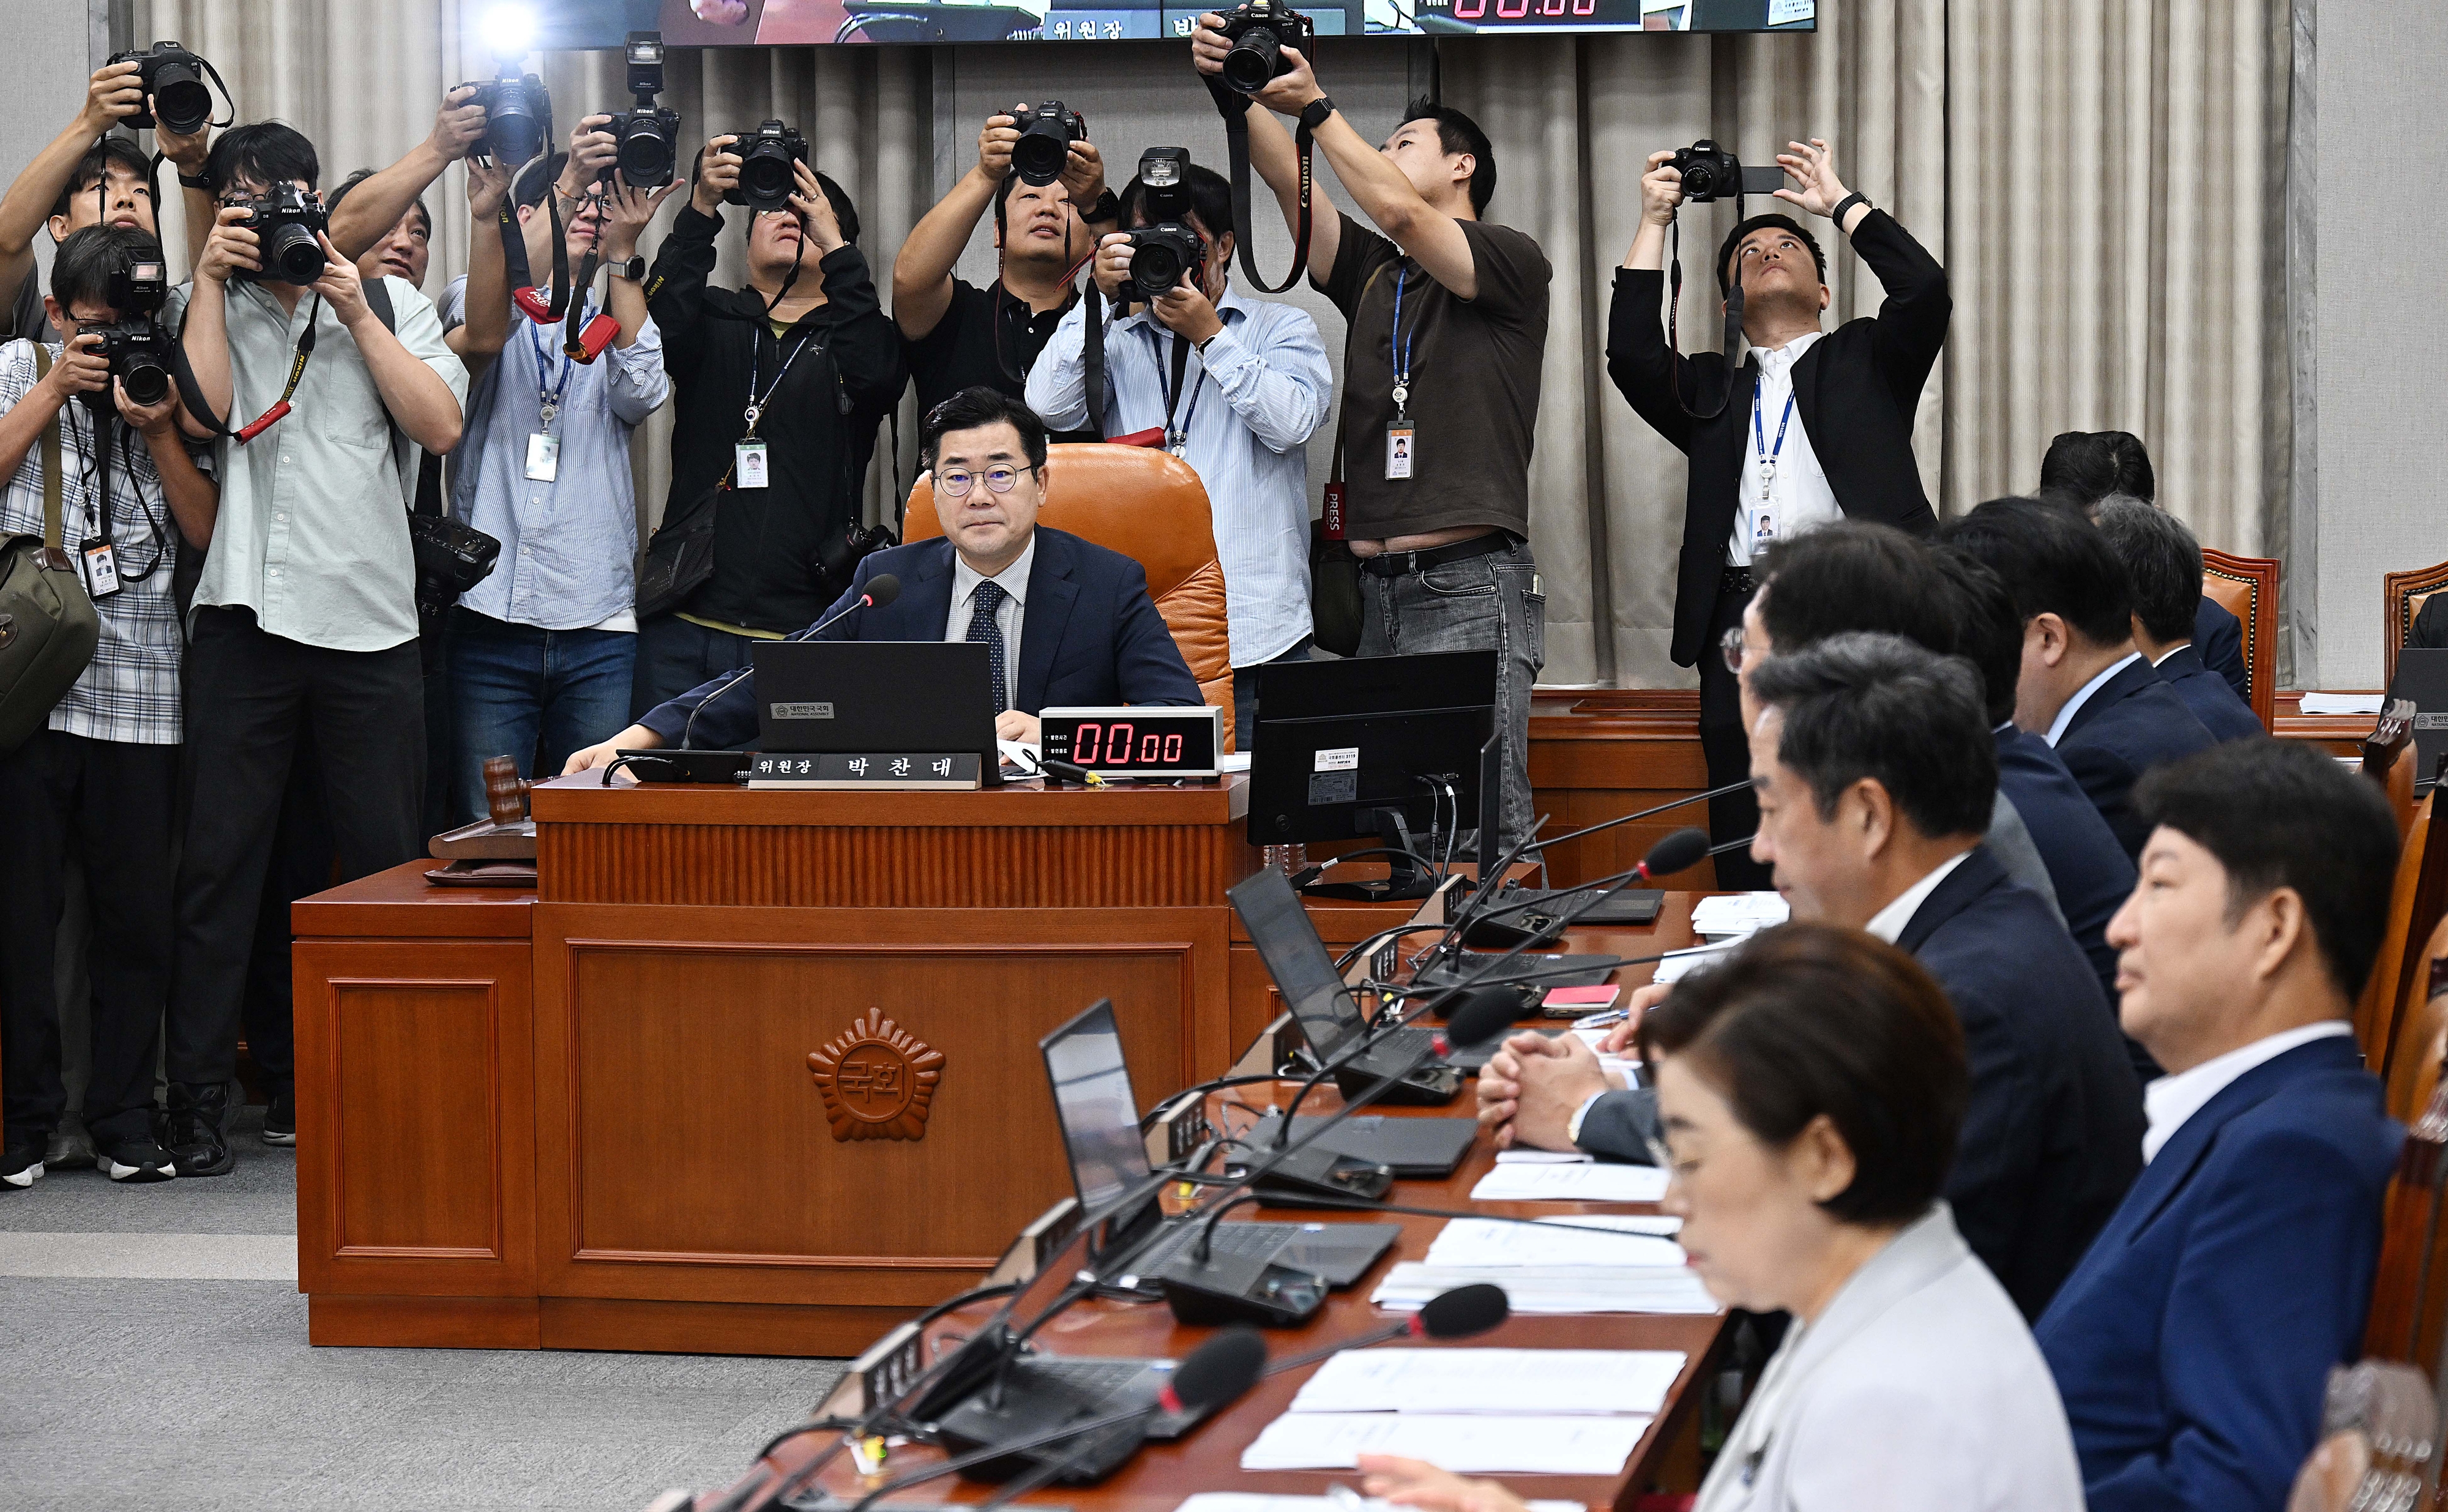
top-left (1083, 188), bottom-right (1121, 225)
top-left (1830, 192), bottom-right (1874, 228)
top-left (176, 170), bottom-right (213, 190)
top-left (609, 255), bottom-right (647, 281)
top-left (1299, 96), bottom-right (1337, 135)
top-left (1566, 1090), bottom-right (1608, 1149)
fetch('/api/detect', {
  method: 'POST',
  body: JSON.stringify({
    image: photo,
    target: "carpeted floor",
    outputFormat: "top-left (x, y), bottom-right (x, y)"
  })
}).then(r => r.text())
top-left (0, 1108), bottom-right (848, 1512)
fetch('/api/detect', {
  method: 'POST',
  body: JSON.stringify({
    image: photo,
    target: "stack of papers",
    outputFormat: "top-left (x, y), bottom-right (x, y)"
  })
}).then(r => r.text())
top-left (1648, 941), bottom-right (1738, 986)
top-left (1687, 892), bottom-right (1789, 940)
top-left (1424, 1216), bottom-right (1684, 1267)
top-left (1470, 1161), bottom-right (1670, 1204)
top-left (1370, 1262), bottom-right (1718, 1316)
top-left (2298, 693), bottom-right (2384, 716)
top-left (1237, 1414), bottom-right (1652, 1474)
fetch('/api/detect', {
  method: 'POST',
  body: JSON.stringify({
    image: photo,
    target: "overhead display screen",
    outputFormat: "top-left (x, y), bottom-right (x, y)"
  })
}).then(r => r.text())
top-left (530, 0), bottom-right (1810, 49)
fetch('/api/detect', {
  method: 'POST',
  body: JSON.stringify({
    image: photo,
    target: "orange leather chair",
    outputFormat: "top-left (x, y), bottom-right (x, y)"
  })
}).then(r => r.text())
top-left (2384, 557), bottom-right (2448, 689)
top-left (904, 444), bottom-right (1236, 750)
top-left (2201, 548), bottom-right (2277, 730)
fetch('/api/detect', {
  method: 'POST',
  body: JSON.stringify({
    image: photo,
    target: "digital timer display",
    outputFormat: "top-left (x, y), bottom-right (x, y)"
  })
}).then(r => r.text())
top-left (1039, 706), bottom-right (1223, 778)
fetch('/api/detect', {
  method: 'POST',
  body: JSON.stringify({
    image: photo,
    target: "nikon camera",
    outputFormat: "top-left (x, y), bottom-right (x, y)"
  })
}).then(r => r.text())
top-left (725, 120), bottom-right (809, 214)
top-left (1010, 102), bottom-right (1085, 188)
top-left (1216, 0), bottom-right (1313, 95)
top-left (456, 69), bottom-right (552, 166)
top-left (228, 185), bottom-right (329, 286)
top-left (92, 255), bottom-right (174, 408)
top-left (606, 32), bottom-right (682, 188)
top-left (106, 40), bottom-right (216, 137)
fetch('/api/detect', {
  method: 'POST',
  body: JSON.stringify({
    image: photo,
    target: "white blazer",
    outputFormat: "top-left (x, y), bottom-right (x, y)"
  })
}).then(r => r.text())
top-left (1693, 1203), bottom-right (2084, 1512)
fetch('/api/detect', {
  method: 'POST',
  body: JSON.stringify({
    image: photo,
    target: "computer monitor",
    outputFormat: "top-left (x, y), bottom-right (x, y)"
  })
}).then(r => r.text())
top-left (1039, 1001), bottom-right (1158, 1221)
top-left (1248, 651), bottom-right (1496, 893)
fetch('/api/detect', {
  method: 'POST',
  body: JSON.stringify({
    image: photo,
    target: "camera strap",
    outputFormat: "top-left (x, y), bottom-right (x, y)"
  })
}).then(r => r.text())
top-left (1666, 207), bottom-right (1748, 421)
top-left (1216, 83), bottom-right (1313, 296)
top-left (168, 291), bottom-right (324, 442)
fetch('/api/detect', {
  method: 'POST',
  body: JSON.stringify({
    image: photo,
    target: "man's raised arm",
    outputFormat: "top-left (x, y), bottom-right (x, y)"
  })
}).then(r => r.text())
top-left (328, 86), bottom-right (488, 263)
top-left (1182, 34), bottom-right (1341, 288)
top-left (0, 63), bottom-right (146, 307)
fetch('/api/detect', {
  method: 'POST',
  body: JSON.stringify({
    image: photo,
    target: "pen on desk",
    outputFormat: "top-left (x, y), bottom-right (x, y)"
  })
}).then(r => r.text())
top-left (1574, 1007), bottom-right (1630, 1030)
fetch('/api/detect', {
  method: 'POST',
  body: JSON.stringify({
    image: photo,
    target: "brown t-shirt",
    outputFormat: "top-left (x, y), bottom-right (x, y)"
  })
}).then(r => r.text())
top-left (1318, 212), bottom-right (1551, 540)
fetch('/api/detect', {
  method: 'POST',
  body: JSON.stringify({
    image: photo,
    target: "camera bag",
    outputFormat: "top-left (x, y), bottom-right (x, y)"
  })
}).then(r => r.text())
top-left (0, 345), bottom-right (101, 755)
top-left (357, 278), bottom-right (504, 616)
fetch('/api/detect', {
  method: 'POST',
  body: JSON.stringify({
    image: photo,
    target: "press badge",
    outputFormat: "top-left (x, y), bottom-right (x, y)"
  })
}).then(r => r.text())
top-left (524, 433), bottom-right (560, 482)
top-left (734, 441), bottom-right (770, 489)
top-left (80, 538), bottom-right (120, 598)
top-left (1384, 423), bottom-right (1415, 481)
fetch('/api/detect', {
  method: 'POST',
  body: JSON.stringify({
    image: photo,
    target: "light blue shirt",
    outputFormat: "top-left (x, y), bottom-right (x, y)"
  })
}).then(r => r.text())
top-left (1026, 281), bottom-right (1330, 667)
top-left (440, 277), bottom-right (670, 631)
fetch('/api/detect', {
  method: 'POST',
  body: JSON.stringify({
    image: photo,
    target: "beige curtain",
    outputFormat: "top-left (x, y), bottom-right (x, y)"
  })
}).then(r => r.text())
top-left (130, 1), bottom-right (2290, 688)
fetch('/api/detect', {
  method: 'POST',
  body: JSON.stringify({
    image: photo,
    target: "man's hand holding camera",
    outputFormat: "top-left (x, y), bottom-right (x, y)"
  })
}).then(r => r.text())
top-left (311, 231), bottom-right (371, 328)
top-left (785, 158), bottom-right (845, 257)
top-left (78, 61), bottom-right (146, 140)
top-left (196, 203), bottom-right (262, 285)
top-left (559, 114), bottom-right (620, 204)
top-left (597, 175), bottom-right (680, 264)
top-left (691, 134), bottom-right (742, 218)
top-left (37, 329), bottom-right (110, 407)
top-left (1151, 266), bottom-right (1223, 344)
top-left (1772, 138), bottom-right (1863, 230)
top-left (114, 374), bottom-right (181, 440)
top-left (1189, 15), bottom-right (1323, 118)
top-left (428, 84), bottom-right (491, 166)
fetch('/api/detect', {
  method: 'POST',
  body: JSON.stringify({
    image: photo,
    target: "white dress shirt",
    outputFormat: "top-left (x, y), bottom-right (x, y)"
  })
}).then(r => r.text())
top-left (1693, 1203), bottom-right (2086, 1512)
top-left (2140, 1020), bottom-right (2356, 1163)
top-left (2043, 652), bottom-right (2141, 746)
top-left (1862, 851), bottom-right (1976, 944)
top-left (945, 534), bottom-right (1036, 712)
top-left (1026, 281), bottom-right (1332, 667)
top-left (1727, 331), bottom-right (1839, 567)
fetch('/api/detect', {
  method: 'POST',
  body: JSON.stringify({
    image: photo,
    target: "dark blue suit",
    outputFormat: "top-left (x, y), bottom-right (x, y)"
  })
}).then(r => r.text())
top-left (2037, 1033), bottom-right (2398, 1512)
top-left (2154, 645), bottom-right (2263, 743)
top-left (1997, 725), bottom-right (2135, 1011)
top-left (2195, 597), bottom-right (2247, 701)
top-left (2056, 657), bottom-right (2219, 860)
top-left (638, 527), bottom-right (1202, 750)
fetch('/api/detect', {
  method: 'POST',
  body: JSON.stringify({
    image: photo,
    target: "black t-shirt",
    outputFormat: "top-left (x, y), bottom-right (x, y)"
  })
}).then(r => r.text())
top-left (1318, 213), bottom-right (1551, 541)
top-left (903, 276), bottom-right (1098, 444)
top-left (2, 265), bottom-right (40, 341)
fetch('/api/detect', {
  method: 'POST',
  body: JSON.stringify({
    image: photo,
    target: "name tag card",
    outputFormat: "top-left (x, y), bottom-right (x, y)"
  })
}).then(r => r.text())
top-left (748, 751), bottom-right (981, 790)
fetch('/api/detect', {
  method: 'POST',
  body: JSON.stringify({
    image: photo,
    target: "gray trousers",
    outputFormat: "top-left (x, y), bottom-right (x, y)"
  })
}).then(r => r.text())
top-left (1355, 535), bottom-right (1544, 849)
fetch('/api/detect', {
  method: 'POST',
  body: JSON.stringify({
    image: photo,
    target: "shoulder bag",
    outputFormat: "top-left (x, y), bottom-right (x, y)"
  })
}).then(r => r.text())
top-left (0, 344), bottom-right (100, 753)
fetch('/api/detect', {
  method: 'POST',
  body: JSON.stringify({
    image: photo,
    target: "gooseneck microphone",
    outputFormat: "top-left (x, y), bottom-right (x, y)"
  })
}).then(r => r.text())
top-left (673, 573), bottom-right (901, 751)
top-left (1269, 982), bottom-right (1520, 1149)
top-left (1261, 1283), bottom-right (1510, 1378)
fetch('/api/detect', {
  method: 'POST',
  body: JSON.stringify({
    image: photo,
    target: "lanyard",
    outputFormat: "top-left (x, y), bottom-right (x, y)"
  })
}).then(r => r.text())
top-left (1162, 329), bottom-right (1205, 453)
top-left (232, 293), bottom-right (326, 444)
top-left (1753, 381), bottom-right (1796, 474)
top-left (531, 305), bottom-right (579, 430)
top-left (1389, 266), bottom-right (1419, 415)
top-left (744, 326), bottom-right (818, 440)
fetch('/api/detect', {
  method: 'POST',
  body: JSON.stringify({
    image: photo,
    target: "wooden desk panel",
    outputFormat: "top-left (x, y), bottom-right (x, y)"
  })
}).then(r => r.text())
top-left (1529, 691), bottom-right (1717, 890)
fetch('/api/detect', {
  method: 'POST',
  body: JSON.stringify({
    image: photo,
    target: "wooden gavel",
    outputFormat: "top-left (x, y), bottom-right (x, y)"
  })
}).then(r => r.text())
top-left (482, 755), bottom-right (533, 827)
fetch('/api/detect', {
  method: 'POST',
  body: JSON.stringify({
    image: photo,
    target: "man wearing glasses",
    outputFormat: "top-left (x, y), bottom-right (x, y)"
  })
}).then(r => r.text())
top-left (567, 387), bottom-right (1200, 765)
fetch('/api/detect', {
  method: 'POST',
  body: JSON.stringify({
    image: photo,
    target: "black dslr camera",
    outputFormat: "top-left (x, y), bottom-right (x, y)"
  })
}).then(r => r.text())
top-left (457, 59), bottom-right (553, 166)
top-left (726, 120), bottom-right (810, 214)
top-left (91, 255), bottom-right (174, 408)
top-left (1216, 0), bottom-right (1313, 95)
top-left (606, 32), bottom-right (682, 188)
top-left (1127, 225), bottom-right (1206, 302)
top-left (1667, 140), bottom-right (1785, 203)
top-left (228, 185), bottom-right (330, 286)
top-left (106, 40), bottom-right (218, 137)
top-left (1010, 102), bottom-right (1086, 188)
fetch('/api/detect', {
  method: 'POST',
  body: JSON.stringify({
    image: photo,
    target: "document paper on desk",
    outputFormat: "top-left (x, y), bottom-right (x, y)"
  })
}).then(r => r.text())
top-left (1289, 1347), bottom-right (1687, 1415)
top-left (1237, 1413), bottom-right (1652, 1474)
top-left (1687, 892), bottom-right (1789, 939)
top-left (1177, 1496), bottom-right (1588, 1512)
top-left (1471, 1161), bottom-right (1671, 1204)
top-left (1425, 1216), bottom-right (1684, 1268)
top-left (1371, 1262), bottom-right (1718, 1316)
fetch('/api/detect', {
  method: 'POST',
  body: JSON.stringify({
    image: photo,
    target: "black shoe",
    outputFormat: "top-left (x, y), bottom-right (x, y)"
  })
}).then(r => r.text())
top-left (1, 1131), bottom-right (42, 1190)
top-left (95, 1132), bottom-right (177, 1183)
top-left (160, 1084), bottom-right (236, 1177)
top-left (262, 1084), bottom-right (296, 1146)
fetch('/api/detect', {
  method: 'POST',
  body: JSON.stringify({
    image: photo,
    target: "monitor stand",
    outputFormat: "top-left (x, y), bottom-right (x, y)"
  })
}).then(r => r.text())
top-left (1300, 810), bottom-right (1444, 903)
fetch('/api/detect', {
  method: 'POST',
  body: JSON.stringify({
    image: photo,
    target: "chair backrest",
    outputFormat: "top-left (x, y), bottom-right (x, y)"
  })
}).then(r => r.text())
top-left (2384, 557), bottom-right (2448, 689)
top-left (2359, 792), bottom-right (2448, 1084)
top-left (2201, 547), bottom-right (2277, 729)
top-left (903, 444), bottom-right (1236, 750)
top-left (2361, 1051), bottom-right (2448, 1371)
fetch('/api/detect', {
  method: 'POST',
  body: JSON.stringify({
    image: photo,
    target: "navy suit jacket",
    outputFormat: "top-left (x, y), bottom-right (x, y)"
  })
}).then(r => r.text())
top-left (2154, 645), bottom-right (2264, 743)
top-left (2194, 597), bottom-right (2247, 701)
top-left (1997, 725), bottom-right (2136, 1013)
top-left (2037, 1033), bottom-right (2398, 1512)
top-left (2056, 657), bottom-right (2219, 860)
top-left (639, 527), bottom-right (1202, 750)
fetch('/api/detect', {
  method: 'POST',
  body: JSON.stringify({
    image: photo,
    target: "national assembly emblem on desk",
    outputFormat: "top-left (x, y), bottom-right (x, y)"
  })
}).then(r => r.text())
top-left (808, 1008), bottom-right (946, 1142)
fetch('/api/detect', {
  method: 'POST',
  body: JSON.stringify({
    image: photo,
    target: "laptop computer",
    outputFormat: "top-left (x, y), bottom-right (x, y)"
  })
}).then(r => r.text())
top-left (1039, 1000), bottom-right (1400, 1295)
top-left (751, 639), bottom-right (1002, 773)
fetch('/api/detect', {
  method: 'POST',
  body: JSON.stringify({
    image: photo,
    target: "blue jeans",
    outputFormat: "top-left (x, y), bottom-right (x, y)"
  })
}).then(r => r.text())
top-left (1356, 536), bottom-right (1543, 849)
top-left (450, 609), bottom-right (638, 824)
top-left (1233, 636), bottom-right (1312, 753)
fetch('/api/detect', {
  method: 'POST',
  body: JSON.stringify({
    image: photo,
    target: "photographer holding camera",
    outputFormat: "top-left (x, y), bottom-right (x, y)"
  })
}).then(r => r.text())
top-left (435, 126), bottom-right (677, 823)
top-left (893, 106), bottom-right (1118, 442)
top-left (0, 59), bottom-right (214, 338)
top-left (629, 130), bottom-right (900, 715)
top-left (1026, 152), bottom-right (1330, 740)
top-left (0, 226), bottom-right (217, 1191)
top-left (161, 122), bottom-right (469, 1176)
top-left (1606, 138), bottom-right (1948, 885)
top-left (1190, 17), bottom-right (1550, 841)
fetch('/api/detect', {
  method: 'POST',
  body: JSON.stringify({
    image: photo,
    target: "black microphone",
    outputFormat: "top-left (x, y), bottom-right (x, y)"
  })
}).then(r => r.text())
top-left (674, 573), bottom-right (903, 751)
top-left (1271, 982), bottom-right (1521, 1149)
top-left (1262, 1283), bottom-right (1510, 1378)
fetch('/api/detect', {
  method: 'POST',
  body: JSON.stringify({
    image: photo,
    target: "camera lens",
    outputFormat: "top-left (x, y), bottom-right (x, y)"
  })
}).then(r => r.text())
top-left (619, 124), bottom-right (674, 187)
top-left (741, 149), bottom-right (793, 207)
top-left (152, 61), bottom-right (213, 137)
top-left (121, 354), bottom-right (170, 408)
top-left (1222, 27), bottom-right (1281, 94)
top-left (489, 90), bottom-right (545, 166)
top-left (1011, 132), bottom-right (1067, 188)
top-left (264, 223), bottom-right (324, 285)
top-left (1131, 244), bottom-right (1184, 299)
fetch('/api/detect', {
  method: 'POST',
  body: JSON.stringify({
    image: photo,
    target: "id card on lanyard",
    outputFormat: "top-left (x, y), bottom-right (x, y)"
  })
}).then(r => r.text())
top-left (1385, 266), bottom-right (1418, 481)
top-left (1750, 381), bottom-right (1796, 552)
top-left (526, 310), bottom-right (577, 483)
top-left (737, 326), bottom-right (817, 490)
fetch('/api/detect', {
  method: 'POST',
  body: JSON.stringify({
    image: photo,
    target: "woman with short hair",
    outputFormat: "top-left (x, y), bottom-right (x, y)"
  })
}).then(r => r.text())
top-left (1361, 923), bottom-right (2084, 1512)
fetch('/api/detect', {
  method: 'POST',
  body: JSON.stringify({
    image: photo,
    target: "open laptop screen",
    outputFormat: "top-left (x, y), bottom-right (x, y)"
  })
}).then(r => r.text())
top-left (1228, 866), bottom-right (1363, 1059)
top-left (1039, 1000), bottom-right (1157, 1218)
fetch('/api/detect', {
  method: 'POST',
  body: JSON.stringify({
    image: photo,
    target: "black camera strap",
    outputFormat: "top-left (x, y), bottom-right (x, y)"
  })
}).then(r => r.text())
top-left (1214, 80), bottom-right (1313, 296)
top-left (168, 290), bottom-right (324, 442)
top-left (1667, 201), bottom-right (1749, 421)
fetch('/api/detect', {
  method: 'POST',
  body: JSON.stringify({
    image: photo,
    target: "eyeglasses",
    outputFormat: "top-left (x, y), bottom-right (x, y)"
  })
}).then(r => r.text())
top-left (1719, 625), bottom-right (1751, 674)
top-left (936, 464), bottom-right (1036, 499)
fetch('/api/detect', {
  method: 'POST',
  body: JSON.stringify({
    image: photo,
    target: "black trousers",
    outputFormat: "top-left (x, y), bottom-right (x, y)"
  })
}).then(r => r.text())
top-left (166, 609), bottom-right (424, 1093)
top-left (631, 613), bottom-right (766, 726)
top-left (1698, 572), bottom-right (1773, 890)
top-left (0, 730), bottom-right (177, 1144)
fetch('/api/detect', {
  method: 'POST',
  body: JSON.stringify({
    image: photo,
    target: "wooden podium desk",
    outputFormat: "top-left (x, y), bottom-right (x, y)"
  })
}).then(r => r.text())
top-left (294, 773), bottom-right (1261, 1356)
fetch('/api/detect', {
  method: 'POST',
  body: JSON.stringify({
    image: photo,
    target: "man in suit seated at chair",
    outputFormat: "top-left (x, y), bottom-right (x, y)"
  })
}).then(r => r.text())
top-left (1939, 496), bottom-right (2215, 860)
top-left (1477, 633), bottom-right (2143, 1320)
top-left (2036, 738), bottom-right (2401, 1512)
top-left (2092, 499), bottom-right (2263, 743)
top-left (566, 387), bottom-right (1201, 766)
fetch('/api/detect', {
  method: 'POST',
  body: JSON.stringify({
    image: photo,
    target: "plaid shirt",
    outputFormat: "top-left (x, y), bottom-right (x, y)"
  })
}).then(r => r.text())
top-left (0, 338), bottom-right (207, 745)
